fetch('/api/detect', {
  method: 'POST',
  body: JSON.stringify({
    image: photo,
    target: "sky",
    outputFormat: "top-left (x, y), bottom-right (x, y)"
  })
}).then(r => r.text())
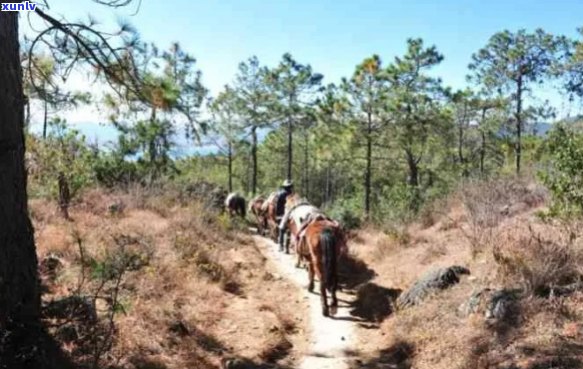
top-left (20, 0), bottom-right (583, 145)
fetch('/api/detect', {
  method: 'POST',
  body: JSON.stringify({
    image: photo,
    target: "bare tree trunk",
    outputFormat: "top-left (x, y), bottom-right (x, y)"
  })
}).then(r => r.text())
top-left (325, 162), bottom-right (330, 204)
top-left (246, 150), bottom-right (251, 194)
top-left (406, 150), bottom-right (419, 187)
top-left (479, 107), bottom-right (488, 176)
top-left (480, 129), bottom-right (486, 176)
top-left (251, 126), bottom-right (258, 195)
top-left (286, 117), bottom-right (293, 180)
top-left (364, 113), bottom-right (372, 218)
top-left (42, 96), bottom-right (48, 139)
top-left (227, 142), bottom-right (233, 193)
top-left (25, 97), bottom-right (30, 132)
top-left (0, 11), bottom-right (71, 369)
top-left (303, 131), bottom-right (309, 198)
top-left (515, 75), bottom-right (523, 175)
top-left (58, 172), bottom-right (71, 220)
top-left (458, 104), bottom-right (468, 177)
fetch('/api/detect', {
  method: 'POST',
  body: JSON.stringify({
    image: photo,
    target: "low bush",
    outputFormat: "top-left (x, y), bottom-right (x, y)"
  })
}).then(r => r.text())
top-left (460, 176), bottom-right (546, 256)
top-left (494, 223), bottom-right (583, 296)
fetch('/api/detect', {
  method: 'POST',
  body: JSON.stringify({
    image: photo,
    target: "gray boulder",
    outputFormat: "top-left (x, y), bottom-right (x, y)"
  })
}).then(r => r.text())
top-left (396, 265), bottom-right (470, 309)
top-left (461, 288), bottom-right (521, 321)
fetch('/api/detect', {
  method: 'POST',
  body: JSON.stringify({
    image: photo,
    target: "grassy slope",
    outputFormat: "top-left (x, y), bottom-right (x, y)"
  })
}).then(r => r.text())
top-left (348, 182), bottom-right (583, 369)
top-left (32, 180), bottom-right (583, 369)
top-left (33, 188), bottom-right (308, 369)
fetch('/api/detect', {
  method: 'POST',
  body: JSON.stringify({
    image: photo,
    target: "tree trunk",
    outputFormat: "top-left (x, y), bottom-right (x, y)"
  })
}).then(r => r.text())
top-left (25, 98), bottom-right (30, 132)
top-left (479, 108), bottom-right (487, 176)
top-left (251, 125), bottom-right (258, 195)
top-left (364, 113), bottom-right (372, 218)
top-left (325, 162), bottom-right (331, 204)
top-left (458, 104), bottom-right (468, 177)
top-left (0, 11), bottom-right (70, 369)
top-left (515, 76), bottom-right (523, 175)
top-left (303, 132), bottom-right (309, 198)
top-left (480, 130), bottom-right (486, 176)
top-left (406, 150), bottom-right (419, 187)
top-left (148, 108), bottom-right (158, 182)
top-left (227, 142), bottom-right (233, 193)
top-left (42, 96), bottom-right (48, 139)
top-left (286, 117), bottom-right (293, 180)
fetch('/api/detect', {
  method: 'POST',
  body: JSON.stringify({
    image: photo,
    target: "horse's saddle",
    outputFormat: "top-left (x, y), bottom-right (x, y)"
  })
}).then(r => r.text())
top-left (294, 212), bottom-right (337, 253)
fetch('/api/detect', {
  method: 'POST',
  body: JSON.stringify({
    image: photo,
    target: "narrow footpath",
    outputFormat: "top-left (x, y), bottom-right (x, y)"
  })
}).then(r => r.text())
top-left (253, 235), bottom-right (356, 369)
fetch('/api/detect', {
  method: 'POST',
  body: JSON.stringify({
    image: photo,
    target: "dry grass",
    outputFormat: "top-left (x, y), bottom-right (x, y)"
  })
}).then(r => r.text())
top-left (494, 221), bottom-right (583, 296)
top-left (349, 177), bottom-right (583, 369)
top-left (33, 176), bottom-right (583, 369)
top-left (459, 177), bottom-right (547, 257)
top-left (34, 188), bottom-right (308, 369)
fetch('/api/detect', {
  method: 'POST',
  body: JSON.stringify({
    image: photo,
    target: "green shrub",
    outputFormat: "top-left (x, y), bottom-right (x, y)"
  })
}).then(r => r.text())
top-left (326, 197), bottom-right (362, 230)
top-left (93, 153), bottom-right (140, 188)
top-left (26, 119), bottom-right (95, 200)
top-left (539, 124), bottom-right (583, 218)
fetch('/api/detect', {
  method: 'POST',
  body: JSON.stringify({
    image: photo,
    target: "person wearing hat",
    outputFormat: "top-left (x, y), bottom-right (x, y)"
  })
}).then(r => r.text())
top-left (275, 179), bottom-right (294, 251)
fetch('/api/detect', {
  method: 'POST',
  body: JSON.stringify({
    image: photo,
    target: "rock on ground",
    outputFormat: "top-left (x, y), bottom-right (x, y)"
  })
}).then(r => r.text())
top-left (396, 265), bottom-right (470, 309)
top-left (460, 288), bottom-right (522, 321)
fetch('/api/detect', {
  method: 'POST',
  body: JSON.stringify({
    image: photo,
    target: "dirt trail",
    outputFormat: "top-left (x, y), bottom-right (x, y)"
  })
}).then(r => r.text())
top-left (254, 235), bottom-right (355, 369)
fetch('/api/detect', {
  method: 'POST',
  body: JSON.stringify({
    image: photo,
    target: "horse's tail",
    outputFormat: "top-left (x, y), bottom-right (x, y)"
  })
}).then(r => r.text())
top-left (320, 227), bottom-right (337, 293)
top-left (241, 198), bottom-right (247, 218)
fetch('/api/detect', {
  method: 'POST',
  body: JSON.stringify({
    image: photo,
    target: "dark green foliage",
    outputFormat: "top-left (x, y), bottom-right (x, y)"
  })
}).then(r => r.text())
top-left (539, 124), bottom-right (583, 217)
top-left (27, 119), bottom-right (95, 200)
top-left (93, 153), bottom-right (140, 188)
top-left (25, 30), bottom-right (582, 229)
top-left (267, 53), bottom-right (323, 180)
top-left (327, 206), bottom-right (361, 231)
top-left (469, 29), bottom-right (568, 174)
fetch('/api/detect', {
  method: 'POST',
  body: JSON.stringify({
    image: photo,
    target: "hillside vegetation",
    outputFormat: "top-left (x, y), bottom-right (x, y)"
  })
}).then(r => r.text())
top-left (7, 2), bottom-right (583, 368)
top-left (34, 186), bottom-right (309, 369)
top-left (344, 177), bottom-right (583, 369)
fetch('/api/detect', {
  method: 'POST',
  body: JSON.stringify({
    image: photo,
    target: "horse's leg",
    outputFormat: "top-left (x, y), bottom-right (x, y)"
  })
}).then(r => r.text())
top-left (256, 216), bottom-right (262, 235)
top-left (295, 252), bottom-right (301, 268)
top-left (307, 260), bottom-right (315, 292)
top-left (320, 274), bottom-right (329, 317)
top-left (312, 256), bottom-right (329, 316)
top-left (330, 275), bottom-right (338, 316)
top-left (272, 224), bottom-right (278, 242)
top-left (285, 230), bottom-right (291, 254)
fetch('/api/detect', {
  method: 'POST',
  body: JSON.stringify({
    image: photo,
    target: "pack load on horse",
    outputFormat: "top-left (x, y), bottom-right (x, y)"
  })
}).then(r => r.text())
top-left (248, 195), bottom-right (267, 235)
top-left (279, 193), bottom-right (319, 254)
top-left (225, 192), bottom-right (246, 218)
top-left (300, 218), bottom-right (348, 317)
top-left (294, 211), bottom-right (340, 268)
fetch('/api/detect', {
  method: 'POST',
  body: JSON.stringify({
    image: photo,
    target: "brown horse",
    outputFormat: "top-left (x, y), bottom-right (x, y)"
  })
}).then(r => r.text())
top-left (299, 219), bottom-right (348, 317)
top-left (293, 212), bottom-right (339, 269)
top-left (225, 192), bottom-right (246, 218)
top-left (248, 195), bottom-right (267, 235)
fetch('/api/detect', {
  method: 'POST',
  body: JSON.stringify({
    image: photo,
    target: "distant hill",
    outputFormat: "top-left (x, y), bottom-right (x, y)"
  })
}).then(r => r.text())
top-left (529, 122), bottom-right (552, 136)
